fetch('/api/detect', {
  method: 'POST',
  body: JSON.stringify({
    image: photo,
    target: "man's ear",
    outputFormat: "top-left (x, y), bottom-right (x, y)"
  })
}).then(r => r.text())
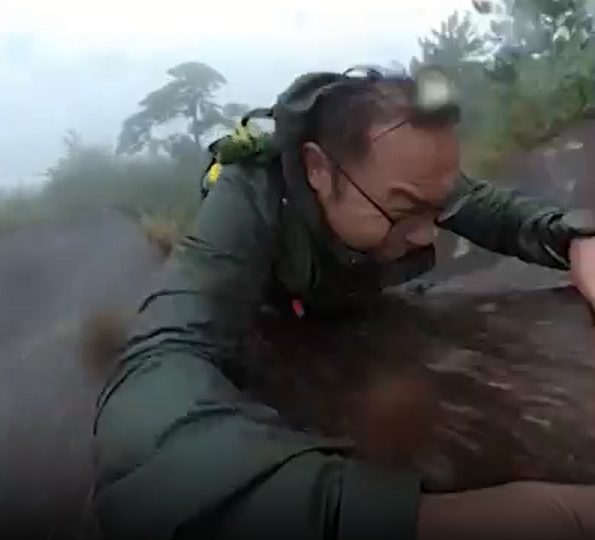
top-left (302, 142), bottom-right (333, 199)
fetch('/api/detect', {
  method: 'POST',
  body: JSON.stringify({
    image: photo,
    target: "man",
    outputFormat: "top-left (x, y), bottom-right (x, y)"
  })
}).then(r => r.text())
top-left (93, 68), bottom-right (595, 539)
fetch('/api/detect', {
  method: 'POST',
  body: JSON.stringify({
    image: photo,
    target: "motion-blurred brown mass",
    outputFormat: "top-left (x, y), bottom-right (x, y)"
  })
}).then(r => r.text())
top-left (247, 281), bottom-right (595, 492)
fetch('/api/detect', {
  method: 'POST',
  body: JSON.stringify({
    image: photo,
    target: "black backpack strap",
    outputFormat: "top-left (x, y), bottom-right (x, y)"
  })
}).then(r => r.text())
top-left (240, 107), bottom-right (274, 126)
top-left (200, 107), bottom-right (277, 199)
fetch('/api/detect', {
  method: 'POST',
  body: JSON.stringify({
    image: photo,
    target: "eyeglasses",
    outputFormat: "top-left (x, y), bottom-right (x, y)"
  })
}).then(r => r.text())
top-left (322, 120), bottom-right (442, 230)
top-left (330, 157), bottom-right (399, 227)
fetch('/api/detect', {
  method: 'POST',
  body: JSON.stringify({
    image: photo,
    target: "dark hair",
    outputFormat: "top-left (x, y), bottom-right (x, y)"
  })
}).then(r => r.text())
top-left (307, 77), bottom-right (415, 165)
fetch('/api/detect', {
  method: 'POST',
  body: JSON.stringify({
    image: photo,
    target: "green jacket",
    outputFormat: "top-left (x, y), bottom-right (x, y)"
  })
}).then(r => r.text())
top-left (93, 157), bottom-right (593, 540)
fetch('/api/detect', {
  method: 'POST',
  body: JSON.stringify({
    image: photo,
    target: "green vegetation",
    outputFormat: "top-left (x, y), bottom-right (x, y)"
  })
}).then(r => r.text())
top-left (1, 0), bottom-right (594, 238)
top-left (0, 186), bottom-right (47, 232)
top-left (413, 0), bottom-right (595, 175)
top-left (44, 131), bottom-right (202, 224)
top-left (0, 131), bottom-right (204, 236)
top-left (0, 62), bottom-right (245, 238)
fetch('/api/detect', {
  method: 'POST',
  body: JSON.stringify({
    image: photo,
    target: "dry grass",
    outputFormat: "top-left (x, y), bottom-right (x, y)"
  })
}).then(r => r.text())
top-left (79, 308), bottom-right (131, 381)
top-left (139, 214), bottom-right (183, 259)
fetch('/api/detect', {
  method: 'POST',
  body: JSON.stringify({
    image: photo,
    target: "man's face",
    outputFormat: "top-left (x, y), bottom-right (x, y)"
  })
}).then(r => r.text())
top-left (303, 122), bottom-right (460, 262)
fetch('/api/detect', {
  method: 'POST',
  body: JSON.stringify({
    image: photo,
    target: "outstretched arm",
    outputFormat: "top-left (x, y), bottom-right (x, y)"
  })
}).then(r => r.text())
top-left (437, 174), bottom-right (595, 270)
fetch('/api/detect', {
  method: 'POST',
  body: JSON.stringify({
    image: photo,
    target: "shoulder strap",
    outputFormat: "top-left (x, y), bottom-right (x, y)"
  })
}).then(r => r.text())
top-left (200, 108), bottom-right (278, 197)
top-left (240, 107), bottom-right (274, 126)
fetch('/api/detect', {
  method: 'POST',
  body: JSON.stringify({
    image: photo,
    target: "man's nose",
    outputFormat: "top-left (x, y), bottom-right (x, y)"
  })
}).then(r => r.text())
top-left (405, 223), bottom-right (438, 247)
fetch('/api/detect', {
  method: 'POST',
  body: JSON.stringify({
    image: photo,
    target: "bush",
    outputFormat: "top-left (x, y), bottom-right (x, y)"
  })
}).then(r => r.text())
top-left (462, 3), bottom-right (595, 176)
top-left (461, 38), bottom-right (595, 176)
top-left (0, 134), bottom-right (205, 237)
top-left (0, 185), bottom-right (49, 233)
top-left (417, 4), bottom-right (595, 178)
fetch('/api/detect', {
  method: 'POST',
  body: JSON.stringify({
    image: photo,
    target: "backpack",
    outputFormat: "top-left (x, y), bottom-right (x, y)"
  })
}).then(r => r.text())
top-left (200, 108), bottom-right (277, 198)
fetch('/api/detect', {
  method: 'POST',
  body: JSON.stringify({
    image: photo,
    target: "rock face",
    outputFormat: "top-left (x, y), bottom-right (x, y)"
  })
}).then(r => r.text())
top-left (501, 120), bottom-right (595, 208)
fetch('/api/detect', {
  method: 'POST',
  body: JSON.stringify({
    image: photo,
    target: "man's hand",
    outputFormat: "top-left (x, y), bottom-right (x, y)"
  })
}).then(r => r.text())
top-left (569, 237), bottom-right (595, 320)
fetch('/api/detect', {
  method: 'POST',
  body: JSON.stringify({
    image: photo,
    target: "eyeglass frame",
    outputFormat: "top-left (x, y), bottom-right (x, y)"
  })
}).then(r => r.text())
top-left (318, 117), bottom-right (447, 233)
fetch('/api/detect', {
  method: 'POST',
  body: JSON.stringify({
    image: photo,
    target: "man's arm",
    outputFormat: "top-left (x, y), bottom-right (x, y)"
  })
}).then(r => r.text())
top-left (92, 166), bottom-right (420, 540)
top-left (437, 174), bottom-right (595, 270)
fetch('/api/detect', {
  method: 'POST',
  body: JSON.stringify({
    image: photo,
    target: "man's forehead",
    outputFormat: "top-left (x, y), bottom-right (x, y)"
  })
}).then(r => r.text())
top-left (370, 122), bottom-right (459, 167)
top-left (367, 122), bottom-right (460, 204)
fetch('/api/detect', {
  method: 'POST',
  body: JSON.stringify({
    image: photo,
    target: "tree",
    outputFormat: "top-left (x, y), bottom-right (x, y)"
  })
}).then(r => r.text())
top-left (474, 0), bottom-right (594, 79)
top-left (473, 0), bottom-right (595, 145)
top-left (414, 11), bottom-right (488, 71)
top-left (412, 1), bottom-right (595, 174)
top-left (117, 62), bottom-right (248, 156)
top-left (411, 12), bottom-right (490, 136)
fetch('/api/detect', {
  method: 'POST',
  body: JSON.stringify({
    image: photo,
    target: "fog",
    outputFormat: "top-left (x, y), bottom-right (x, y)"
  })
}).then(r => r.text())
top-left (0, 0), bottom-right (469, 187)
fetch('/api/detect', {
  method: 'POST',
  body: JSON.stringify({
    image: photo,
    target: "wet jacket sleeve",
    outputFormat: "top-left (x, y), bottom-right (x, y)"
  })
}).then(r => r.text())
top-left (92, 168), bottom-right (421, 540)
top-left (437, 174), bottom-right (594, 270)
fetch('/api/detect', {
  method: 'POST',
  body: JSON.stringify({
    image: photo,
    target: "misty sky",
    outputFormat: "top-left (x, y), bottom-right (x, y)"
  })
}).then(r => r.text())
top-left (0, 0), bottom-right (470, 187)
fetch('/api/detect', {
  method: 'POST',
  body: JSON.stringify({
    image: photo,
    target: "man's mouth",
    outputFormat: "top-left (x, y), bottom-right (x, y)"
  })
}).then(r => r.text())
top-left (377, 244), bottom-right (437, 287)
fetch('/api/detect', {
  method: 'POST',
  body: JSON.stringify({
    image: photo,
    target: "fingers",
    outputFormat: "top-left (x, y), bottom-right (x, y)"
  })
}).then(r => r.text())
top-left (569, 238), bottom-right (595, 306)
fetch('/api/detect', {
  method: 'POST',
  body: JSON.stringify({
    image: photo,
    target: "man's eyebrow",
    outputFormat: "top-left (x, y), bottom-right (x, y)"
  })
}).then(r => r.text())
top-left (387, 186), bottom-right (443, 213)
